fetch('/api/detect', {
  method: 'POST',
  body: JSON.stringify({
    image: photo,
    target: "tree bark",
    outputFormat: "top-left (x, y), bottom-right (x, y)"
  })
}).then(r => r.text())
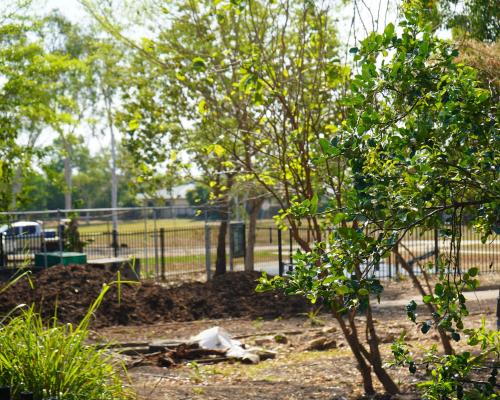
top-left (334, 311), bottom-right (375, 395)
top-left (214, 220), bottom-right (227, 276)
top-left (244, 197), bottom-right (264, 272)
top-left (365, 303), bottom-right (400, 394)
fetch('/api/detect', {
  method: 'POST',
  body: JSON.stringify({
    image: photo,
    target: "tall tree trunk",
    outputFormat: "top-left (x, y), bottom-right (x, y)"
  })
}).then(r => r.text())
top-left (105, 94), bottom-right (119, 231)
top-left (244, 197), bottom-right (264, 272)
top-left (214, 175), bottom-right (233, 276)
top-left (215, 220), bottom-right (227, 276)
top-left (64, 154), bottom-right (72, 212)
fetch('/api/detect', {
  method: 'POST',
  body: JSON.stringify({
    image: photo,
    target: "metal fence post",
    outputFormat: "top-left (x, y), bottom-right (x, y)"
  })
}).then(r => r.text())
top-left (278, 229), bottom-right (283, 276)
top-left (142, 205), bottom-right (149, 277)
top-left (153, 208), bottom-right (159, 279)
top-left (58, 223), bottom-right (64, 264)
top-left (496, 289), bottom-right (500, 330)
top-left (388, 252), bottom-right (392, 279)
top-left (57, 209), bottom-right (64, 265)
top-left (0, 236), bottom-right (5, 268)
top-left (0, 386), bottom-right (9, 399)
top-left (112, 229), bottom-right (119, 258)
top-left (41, 229), bottom-right (48, 268)
top-left (228, 208), bottom-right (234, 272)
top-left (394, 242), bottom-right (399, 277)
top-left (205, 224), bottom-right (212, 280)
top-left (229, 224), bottom-right (234, 272)
top-left (160, 227), bottom-right (166, 280)
top-left (434, 228), bottom-right (439, 274)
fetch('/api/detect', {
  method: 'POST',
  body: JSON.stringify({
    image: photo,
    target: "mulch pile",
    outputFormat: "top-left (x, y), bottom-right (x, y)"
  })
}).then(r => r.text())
top-left (0, 265), bottom-right (310, 327)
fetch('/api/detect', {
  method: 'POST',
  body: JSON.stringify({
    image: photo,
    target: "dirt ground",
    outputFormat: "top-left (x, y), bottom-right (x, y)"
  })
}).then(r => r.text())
top-left (99, 301), bottom-right (497, 400)
top-left (0, 266), bottom-right (310, 326)
top-left (93, 278), bottom-right (497, 400)
top-left (0, 265), bottom-right (497, 399)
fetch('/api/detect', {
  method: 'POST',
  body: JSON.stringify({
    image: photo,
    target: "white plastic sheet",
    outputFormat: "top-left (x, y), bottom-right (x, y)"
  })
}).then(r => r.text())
top-left (191, 326), bottom-right (259, 363)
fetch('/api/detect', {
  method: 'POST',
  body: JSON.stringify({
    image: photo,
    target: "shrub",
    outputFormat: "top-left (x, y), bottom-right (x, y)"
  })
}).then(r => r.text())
top-left (0, 285), bottom-right (135, 400)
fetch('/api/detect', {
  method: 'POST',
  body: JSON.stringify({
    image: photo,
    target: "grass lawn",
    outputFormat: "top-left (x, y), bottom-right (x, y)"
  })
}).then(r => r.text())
top-left (137, 249), bottom-right (279, 278)
top-left (78, 218), bottom-right (207, 233)
top-left (77, 218), bottom-right (277, 234)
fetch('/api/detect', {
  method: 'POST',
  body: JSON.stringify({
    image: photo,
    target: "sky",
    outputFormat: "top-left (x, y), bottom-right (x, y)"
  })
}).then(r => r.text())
top-left (42, 0), bottom-right (87, 22)
top-left (41, 0), bottom-right (399, 44)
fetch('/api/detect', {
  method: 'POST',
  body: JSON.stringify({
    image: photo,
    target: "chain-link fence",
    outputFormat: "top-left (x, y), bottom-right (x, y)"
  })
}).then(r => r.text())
top-left (0, 207), bottom-right (498, 281)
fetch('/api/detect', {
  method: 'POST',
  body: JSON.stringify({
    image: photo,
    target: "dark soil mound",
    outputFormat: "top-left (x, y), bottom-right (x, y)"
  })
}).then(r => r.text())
top-left (0, 265), bottom-right (311, 327)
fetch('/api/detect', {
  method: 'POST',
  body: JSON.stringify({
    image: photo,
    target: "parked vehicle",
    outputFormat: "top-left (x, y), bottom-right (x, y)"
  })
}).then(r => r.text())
top-left (0, 221), bottom-right (58, 254)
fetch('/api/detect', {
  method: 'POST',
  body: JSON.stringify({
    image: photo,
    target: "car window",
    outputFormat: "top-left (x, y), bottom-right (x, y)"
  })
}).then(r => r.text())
top-left (5, 227), bottom-right (21, 236)
top-left (23, 225), bottom-right (38, 235)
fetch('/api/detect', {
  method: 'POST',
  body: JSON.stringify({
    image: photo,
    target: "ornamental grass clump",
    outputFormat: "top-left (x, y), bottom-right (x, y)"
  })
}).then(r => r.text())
top-left (0, 283), bottom-right (135, 400)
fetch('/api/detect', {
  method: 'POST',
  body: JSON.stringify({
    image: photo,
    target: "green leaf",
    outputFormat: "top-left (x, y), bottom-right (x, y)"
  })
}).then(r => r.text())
top-left (406, 300), bottom-right (417, 312)
top-left (192, 57), bottom-right (206, 71)
top-left (421, 321), bottom-right (431, 334)
top-left (128, 119), bottom-right (140, 131)
top-left (383, 23), bottom-right (395, 40)
top-left (319, 137), bottom-right (331, 153)
top-left (332, 213), bottom-right (348, 225)
top-left (468, 267), bottom-right (478, 277)
top-left (337, 285), bottom-right (350, 295)
top-left (434, 283), bottom-right (444, 296)
top-left (390, 62), bottom-right (401, 78)
top-left (422, 295), bottom-right (433, 304)
top-left (409, 362), bottom-right (416, 374)
top-left (310, 194), bottom-right (319, 214)
top-left (207, 144), bottom-right (225, 157)
top-left (198, 99), bottom-right (208, 115)
top-left (322, 276), bottom-right (338, 285)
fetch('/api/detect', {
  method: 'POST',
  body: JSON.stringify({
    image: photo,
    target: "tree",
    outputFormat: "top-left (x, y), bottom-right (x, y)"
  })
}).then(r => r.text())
top-left (86, 37), bottom-right (133, 228)
top-left (83, 0), bottom-right (348, 273)
top-left (41, 12), bottom-right (98, 211)
top-left (186, 184), bottom-right (209, 209)
top-left (0, 7), bottom-right (76, 211)
top-left (229, 0), bottom-right (348, 252)
top-left (438, 0), bottom-right (499, 42)
top-left (14, 169), bottom-right (58, 211)
top-left (260, 1), bottom-right (499, 396)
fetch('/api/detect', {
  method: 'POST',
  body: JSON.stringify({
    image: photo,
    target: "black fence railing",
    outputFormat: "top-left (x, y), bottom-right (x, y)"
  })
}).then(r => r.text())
top-left (0, 225), bottom-right (219, 280)
top-left (268, 226), bottom-right (499, 279)
top-left (0, 224), bottom-right (497, 281)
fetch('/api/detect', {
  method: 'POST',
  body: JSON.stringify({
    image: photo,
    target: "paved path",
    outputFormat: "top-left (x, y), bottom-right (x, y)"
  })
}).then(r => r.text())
top-left (374, 288), bottom-right (499, 308)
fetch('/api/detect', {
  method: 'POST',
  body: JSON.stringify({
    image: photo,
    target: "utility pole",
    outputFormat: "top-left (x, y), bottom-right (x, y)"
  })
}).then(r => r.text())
top-left (105, 94), bottom-right (118, 232)
top-left (497, 289), bottom-right (500, 330)
top-left (63, 138), bottom-right (72, 214)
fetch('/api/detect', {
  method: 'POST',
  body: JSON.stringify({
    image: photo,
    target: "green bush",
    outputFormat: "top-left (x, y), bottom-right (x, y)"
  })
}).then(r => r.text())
top-left (0, 285), bottom-right (135, 400)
